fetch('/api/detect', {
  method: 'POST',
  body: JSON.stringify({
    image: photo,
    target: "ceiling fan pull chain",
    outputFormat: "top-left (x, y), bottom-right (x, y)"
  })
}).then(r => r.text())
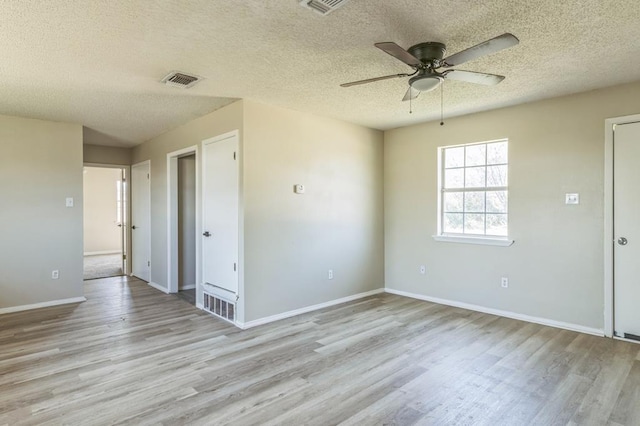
top-left (440, 82), bottom-right (444, 126)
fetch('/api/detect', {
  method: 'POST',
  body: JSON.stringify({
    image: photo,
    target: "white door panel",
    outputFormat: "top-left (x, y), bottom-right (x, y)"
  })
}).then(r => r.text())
top-left (614, 121), bottom-right (640, 338)
top-left (203, 135), bottom-right (239, 294)
top-left (131, 161), bottom-right (151, 282)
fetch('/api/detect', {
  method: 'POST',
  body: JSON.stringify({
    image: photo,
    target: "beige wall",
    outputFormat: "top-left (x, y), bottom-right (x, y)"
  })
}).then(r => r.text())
top-left (384, 81), bottom-right (640, 331)
top-left (242, 100), bottom-right (385, 321)
top-left (84, 144), bottom-right (132, 165)
top-left (178, 155), bottom-right (196, 289)
top-left (131, 99), bottom-right (384, 323)
top-left (131, 100), bottom-right (244, 296)
top-left (0, 114), bottom-right (84, 309)
top-left (83, 167), bottom-right (122, 254)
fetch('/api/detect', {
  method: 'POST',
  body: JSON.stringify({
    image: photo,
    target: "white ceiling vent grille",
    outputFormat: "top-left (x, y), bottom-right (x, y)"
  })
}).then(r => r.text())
top-left (161, 71), bottom-right (202, 89)
top-left (299, 0), bottom-right (350, 15)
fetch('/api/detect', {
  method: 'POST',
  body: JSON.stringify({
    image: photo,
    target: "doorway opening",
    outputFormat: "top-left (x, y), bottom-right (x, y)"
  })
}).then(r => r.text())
top-left (83, 165), bottom-right (128, 280)
top-left (167, 146), bottom-right (199, 305)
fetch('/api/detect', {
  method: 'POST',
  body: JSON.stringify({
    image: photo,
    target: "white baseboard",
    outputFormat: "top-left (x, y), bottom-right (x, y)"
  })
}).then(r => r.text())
top-left (179, 284), bottom-right (196, 291)
top-left (84, 250), bottom-right (122, 256)
top-left (0, 297), bottom-right (87, 315)
top-left (147, 282), bottom-right (169, 294)
top-left (237, 288), bottom-right (385, 329)
top-left (385, 288), bottom-right (604, 337)
top-left (613, 336), bottom-right (640, 345)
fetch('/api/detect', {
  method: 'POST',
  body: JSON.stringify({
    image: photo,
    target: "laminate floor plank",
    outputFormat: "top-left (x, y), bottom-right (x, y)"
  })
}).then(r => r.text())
top-left (2, 276), bottom-right (640, 425)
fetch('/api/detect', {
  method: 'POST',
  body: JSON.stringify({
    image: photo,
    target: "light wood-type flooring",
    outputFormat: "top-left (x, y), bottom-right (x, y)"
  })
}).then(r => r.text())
top-left (1, 276), bottom-right (639, 425)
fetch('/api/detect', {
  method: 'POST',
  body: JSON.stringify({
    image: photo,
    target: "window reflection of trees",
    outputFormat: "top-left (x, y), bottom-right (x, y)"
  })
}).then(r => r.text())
top-left (442, 141), bottom-right (508, 236)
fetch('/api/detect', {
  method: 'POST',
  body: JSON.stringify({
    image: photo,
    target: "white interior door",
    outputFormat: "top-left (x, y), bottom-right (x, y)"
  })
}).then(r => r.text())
top-left (131, 161), bottom-right (151, 282)
top-left (614, 121), bottom-right (640, 339)
top-left (203, 134), bottom-right (239, 294)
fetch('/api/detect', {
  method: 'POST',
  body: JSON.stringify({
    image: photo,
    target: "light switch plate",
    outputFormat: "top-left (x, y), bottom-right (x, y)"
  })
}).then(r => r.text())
top-left (65, 197), bottom-right (74, 207)
top-left (294, 184), bottom-right (305, 194)
top-left (565, 193), bottom-right (579, 205)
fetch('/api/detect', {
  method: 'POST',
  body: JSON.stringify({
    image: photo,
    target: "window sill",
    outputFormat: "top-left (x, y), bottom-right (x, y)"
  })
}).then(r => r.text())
top-left (432, 235), bottom-right (514, 247)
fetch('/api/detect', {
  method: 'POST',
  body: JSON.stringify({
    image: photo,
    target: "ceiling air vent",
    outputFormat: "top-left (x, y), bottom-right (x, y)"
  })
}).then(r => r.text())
top-left (161, 71), bottom-right (201, 89)
top-left (299, 0), bottom-right (350, 16)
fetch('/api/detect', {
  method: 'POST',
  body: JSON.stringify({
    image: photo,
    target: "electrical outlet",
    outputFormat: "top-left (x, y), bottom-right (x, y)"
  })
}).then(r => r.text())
top-left (328, 269), bottom-right (333, 280)
top-left (52, 270), bottom-right (59, 280)
top-left (419, 265), bottom-right (426, 275)
top-left (501, 277), bottom-right (508, 288)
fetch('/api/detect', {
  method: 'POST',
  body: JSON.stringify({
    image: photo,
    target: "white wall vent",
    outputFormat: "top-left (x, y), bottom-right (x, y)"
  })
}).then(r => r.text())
top-left (203, 292), bottom-right (236, 323)
top-left (298, 0), bottom-right (350, 15)
top-left (161, 71), bottom-right (202, 89)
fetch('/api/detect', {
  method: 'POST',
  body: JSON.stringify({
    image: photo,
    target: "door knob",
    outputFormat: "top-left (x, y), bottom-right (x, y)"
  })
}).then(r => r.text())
top-left (618, 237), bottom-right (628, 246)
top-left (132, 225), bottom-right (137, 230)
top-left (203, 231), bottom-right (211, 237)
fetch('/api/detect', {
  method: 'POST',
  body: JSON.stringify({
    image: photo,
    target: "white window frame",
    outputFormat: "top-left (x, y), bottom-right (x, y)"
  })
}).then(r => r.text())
top-left (433, 138), bottom-right (514, 247)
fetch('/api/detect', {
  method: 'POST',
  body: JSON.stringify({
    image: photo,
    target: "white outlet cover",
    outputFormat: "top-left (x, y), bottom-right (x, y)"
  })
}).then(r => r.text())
top-left (565, 193), bottom-right (579, 205)
top-left (65, 197), bottom-right (74, 207)
top-left (419, 265), bottom-right (426, 274)
top-left (294, 184), bottom-right (305, 194)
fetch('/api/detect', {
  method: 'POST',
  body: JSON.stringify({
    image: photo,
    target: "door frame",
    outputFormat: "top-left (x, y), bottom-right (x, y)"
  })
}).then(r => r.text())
top-left (604, 113), bottom-right (640, 338)
top-left (167, 145), bottom-right (199, 294)
top-left (83, 162), bottom-right (131, 277)
top-left (131, 160), bottom-right (151, 282)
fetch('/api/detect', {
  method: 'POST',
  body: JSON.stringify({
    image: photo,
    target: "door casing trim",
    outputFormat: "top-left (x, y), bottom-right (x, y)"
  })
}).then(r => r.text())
top-left (167, 145), bottom-right (199, 294)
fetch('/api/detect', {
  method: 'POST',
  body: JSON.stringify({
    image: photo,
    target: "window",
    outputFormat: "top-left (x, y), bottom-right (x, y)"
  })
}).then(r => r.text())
top-left (437, 139), bottom-right (509, 242)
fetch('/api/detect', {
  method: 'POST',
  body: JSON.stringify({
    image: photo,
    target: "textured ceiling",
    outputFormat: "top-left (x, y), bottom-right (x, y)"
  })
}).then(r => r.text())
top-left (1, 1), bottom-right (640, 147)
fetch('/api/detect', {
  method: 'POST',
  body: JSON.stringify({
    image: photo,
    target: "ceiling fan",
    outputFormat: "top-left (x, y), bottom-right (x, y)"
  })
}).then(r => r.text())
top-left (341, 33), bottom-right (519, 101)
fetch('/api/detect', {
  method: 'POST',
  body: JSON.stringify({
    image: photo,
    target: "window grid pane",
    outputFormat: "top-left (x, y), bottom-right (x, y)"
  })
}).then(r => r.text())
top-left (440, 140), bottom-right (508, 237)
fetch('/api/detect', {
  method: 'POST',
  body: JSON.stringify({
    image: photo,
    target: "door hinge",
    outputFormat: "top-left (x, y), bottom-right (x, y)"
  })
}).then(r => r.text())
top-left (147, 173), bottom-right (150, 179)
top-left (233, 262), bottom-right (237, 271)
top-left (233, 151), bottom-right (236, 160)
top-left (123, 254), bottom-right (127, 260)
top-left (147, 261), bottom-right (150, 267)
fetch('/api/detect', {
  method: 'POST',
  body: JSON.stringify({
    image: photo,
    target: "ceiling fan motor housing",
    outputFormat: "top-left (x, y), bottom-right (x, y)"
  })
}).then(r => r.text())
top-left (406, 42), bottom-right (446, 92)
top-left (407, 42), bottom-right (446, 64)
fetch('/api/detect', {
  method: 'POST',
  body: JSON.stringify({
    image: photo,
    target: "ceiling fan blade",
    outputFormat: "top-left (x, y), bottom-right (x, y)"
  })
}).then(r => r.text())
top-left (442, 33), bottom-right (519, 68)
top-left (340, 73), bottom-right (409, 88)
top-left (402, 86), bottom-right (420, 102)
top-left (444, 69), bottom-right (505, 85)
top-left (374, 42), bottom-right (422, 67)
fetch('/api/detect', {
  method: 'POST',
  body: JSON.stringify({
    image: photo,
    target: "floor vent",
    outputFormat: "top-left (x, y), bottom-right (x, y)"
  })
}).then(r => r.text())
top-left (161, 71), bottom-right (201, 89)
top-left (298, 0), bottom-right (350, 15)
top-left (203, 292), bottom-right (235, 323)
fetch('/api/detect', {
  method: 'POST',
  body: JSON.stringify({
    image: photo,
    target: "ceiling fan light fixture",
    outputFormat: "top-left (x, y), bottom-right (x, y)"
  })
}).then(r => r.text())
top-left (409, 75), bottom-right (443, 92)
